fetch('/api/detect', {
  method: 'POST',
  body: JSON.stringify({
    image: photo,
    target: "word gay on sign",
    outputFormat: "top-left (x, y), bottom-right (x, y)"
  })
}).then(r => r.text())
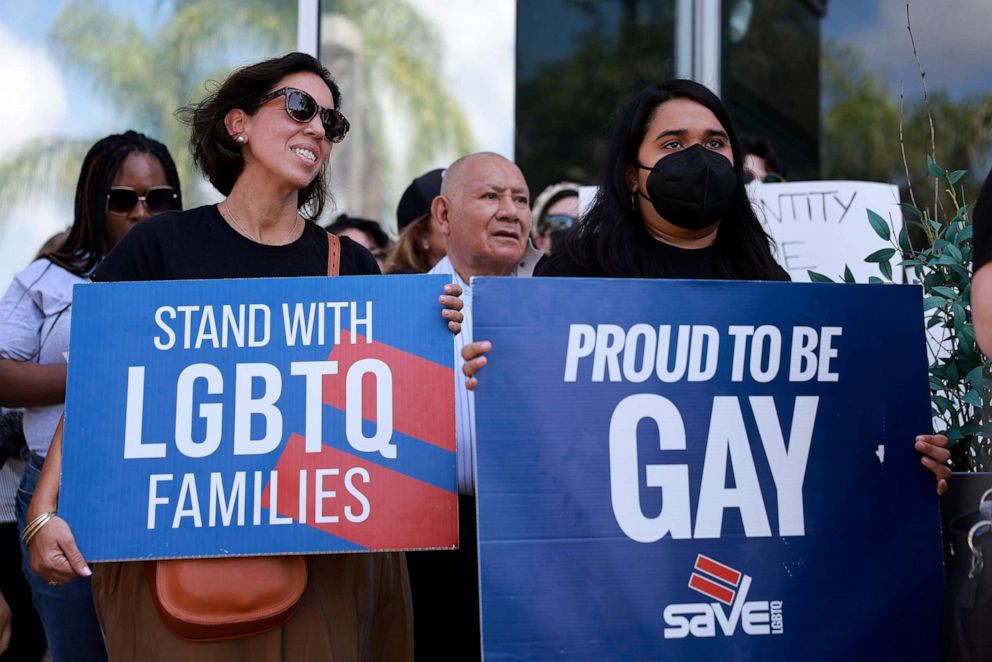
top-left (473, 278), bottom-right (942, 662)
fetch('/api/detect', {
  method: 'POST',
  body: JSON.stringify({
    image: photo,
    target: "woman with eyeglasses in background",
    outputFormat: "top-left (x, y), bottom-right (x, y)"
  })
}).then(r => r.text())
top-left (0, 130), bottom-right (181, 661)
top-left (26, 52), bottom-right (460, 661)
top-left (530, 181), bottom-right (581, 255)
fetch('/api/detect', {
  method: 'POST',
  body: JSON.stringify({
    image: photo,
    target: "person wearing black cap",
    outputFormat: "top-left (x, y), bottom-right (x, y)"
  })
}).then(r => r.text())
top-left (385, 168), bottom-right (447, 273)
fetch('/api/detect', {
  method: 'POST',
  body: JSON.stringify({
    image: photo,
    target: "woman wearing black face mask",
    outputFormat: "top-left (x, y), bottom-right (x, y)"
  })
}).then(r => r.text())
top-left (534, 79), bottom-right (788, 280)
top-left (460, 80), bottom-right (952, 494)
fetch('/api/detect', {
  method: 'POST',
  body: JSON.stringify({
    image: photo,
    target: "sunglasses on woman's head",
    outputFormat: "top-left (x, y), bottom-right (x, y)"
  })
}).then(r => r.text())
top-left (106, 186), bottom-right (177, 215)
top-left (256, 87), bottom-right (350, 143)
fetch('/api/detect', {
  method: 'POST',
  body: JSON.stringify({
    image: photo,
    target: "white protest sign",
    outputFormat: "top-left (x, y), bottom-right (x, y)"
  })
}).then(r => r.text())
top-left (749, 180), bottom-right (902, 282)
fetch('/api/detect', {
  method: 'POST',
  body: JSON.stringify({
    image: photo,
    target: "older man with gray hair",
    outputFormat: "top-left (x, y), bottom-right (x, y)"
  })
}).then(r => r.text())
top-left (407, 152), bottom-right (541, 660)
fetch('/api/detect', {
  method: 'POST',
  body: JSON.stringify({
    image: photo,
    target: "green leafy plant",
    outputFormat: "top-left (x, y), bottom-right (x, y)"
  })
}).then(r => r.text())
top-left (809, 159), bottom-right (991, 471)
top-left (809, 5), bottom-right (991, 472)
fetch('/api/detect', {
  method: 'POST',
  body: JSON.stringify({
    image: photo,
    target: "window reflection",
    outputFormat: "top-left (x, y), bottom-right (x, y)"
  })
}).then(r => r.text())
top-left (318, 1), bottom-right (514, 230)
top-left (516, 0), bottom-right (677, 194)
top-left (820, 1), bottom-right (992, 207)
top-left (721, 0), bottom-right (821, 181)
top-left (0, 0), bottom-right (296, 289)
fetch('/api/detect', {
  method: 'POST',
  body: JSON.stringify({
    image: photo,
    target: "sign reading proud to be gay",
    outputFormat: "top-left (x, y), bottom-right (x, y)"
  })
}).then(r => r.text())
top-left (60, 275), bottom-right (456, 561)
top-left (474, 278), bottom-right (943, 661)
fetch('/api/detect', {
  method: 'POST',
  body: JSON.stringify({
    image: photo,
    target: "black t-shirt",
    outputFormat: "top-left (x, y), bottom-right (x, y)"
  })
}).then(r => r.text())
top-left (535, 239), bottom-right (790, 280)
top-left (92, 205), bottom-right (380, 282)
top-left (973, 168), bottom-right (992, 271)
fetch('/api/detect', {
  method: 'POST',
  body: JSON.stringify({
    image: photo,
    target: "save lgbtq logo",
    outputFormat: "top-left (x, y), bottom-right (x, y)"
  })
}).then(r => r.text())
top-left (663, 555), bottom-right (784, 639)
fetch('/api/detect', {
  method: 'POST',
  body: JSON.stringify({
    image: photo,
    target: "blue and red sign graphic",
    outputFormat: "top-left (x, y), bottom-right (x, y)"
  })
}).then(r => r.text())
top-left (60, 275), bottom-right (456, 560)
top-left (473, 278), bottom-right (944, 661)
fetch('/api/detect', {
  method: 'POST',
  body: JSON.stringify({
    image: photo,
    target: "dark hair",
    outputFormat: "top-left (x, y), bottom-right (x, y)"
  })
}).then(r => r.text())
top-left (972, 166), bottom-right (992, 271)
top-left (45, 131), bottom-right (182, 276)
top-left (743, 134), bottom-right (788, 181)
top-left (564, 80), bottom-right (784, 280)
top-left (178, 52), bottom-right (341, 220)
top-left (326, 214), bottom-right (391, 250)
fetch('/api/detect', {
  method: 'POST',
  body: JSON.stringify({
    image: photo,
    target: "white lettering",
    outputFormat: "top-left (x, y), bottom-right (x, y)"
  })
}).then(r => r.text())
top-left (345, 359), bottom-right (395, 458)
top-left (609, 394), bottom-right (691, 542)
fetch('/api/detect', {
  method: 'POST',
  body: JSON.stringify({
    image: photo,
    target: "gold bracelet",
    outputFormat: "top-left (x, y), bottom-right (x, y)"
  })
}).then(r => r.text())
top-left (21, 511), bottom-right (57, 547)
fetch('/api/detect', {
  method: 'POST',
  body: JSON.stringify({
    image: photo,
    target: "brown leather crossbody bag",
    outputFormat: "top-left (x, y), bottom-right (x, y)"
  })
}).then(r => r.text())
top-left (145, 233), bottom-right (341, 642)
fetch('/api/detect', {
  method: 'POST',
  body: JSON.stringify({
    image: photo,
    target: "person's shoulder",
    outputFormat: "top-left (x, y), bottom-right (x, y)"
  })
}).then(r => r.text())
top-left (92, 208), bottom-right (213, 282)
top-left (15, 258), bottom-right (73, 285)
top-left (427, 255), bottom-right (454, 276)
top-left (534, 249), bottom-right (591, 277)
top-left (768, 262), bottom-right (792, 282)
top-left (6, 258), bottom-right (76, 302)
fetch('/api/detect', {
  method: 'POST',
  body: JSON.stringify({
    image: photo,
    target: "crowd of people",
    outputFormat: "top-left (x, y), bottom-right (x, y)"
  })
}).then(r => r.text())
top-left (0, 51), bottom-right (958, 661)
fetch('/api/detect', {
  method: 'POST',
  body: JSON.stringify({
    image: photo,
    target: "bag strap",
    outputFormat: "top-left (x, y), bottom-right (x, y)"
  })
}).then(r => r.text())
top-left (327, 233), bottom-right (340, 277)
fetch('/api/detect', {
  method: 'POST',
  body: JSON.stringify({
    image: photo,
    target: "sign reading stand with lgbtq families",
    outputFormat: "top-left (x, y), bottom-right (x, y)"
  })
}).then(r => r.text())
top-left (473, 278), bottom-right (943, 661)
top-left (60, 275), bottom-right (456, 561)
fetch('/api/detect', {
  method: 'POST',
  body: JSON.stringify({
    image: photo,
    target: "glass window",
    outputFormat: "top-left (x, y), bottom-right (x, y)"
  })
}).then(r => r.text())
top-left (318, 0), bottom-right (515, 229)
top-left (0, 0), bottom-right (297, 290)
top-left (819, 0), bottom-right (992, 206)
top-left (721, 0), bottom-right (822, 181)
top-left (515, 0), bottom-right (678, 195)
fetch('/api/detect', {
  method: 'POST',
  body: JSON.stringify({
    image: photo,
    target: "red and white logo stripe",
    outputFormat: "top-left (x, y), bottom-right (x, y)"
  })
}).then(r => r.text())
top-left (687, 554), bottom-right (742, 606)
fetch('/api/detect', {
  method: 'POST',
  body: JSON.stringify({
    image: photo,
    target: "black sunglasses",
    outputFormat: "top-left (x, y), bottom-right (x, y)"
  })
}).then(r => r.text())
top-left (107, 186), bottom-right (177, 215)
top-left (256, 87), bottom-right (350, 143)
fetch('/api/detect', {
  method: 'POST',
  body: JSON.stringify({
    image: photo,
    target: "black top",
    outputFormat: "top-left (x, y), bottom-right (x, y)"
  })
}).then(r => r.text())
top-left (535, 238), bottom-right (789, 280)
top-left (93, 205), bottom-right (379, 282)
top-left (973, 167), bottom-right (992, 271)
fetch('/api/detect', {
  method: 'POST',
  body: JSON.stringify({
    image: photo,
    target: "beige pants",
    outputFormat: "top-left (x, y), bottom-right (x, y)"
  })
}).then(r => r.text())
top-left (92, 554), bottom-right (413, 661)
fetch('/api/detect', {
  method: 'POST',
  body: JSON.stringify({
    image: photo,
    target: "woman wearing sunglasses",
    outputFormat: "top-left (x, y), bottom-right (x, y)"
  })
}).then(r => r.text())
top-left (0, 130), bottom-right (181, 661)
top-left (25, 52), bottom-right (460, 660)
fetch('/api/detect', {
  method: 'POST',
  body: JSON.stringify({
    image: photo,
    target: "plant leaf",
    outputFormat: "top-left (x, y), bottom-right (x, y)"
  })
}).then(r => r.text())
top-left (933, 395), bottom-right (953, 413)
top-left (946, 426), bottom-right (965, 442)
top-left (927, 154), bottom-right (945, 177)
top-left (923, 296), bottom-right (945, 310)
top-left (965, 365), bottom-right (985, 386)
top-left (952, 303), bottom-right (967, 333)
top-left (959, 325), bottom-right (976, 347)
top-left (900, 203), bottom-right (923, 220)
top-left (807, 271), bottom-right (833, 283)
top-left (964, 389), bottom-right (983, 407)
top-left (843, 265), bottom-right (855, 283)
top-left (867, 210), bottom-right (891, 241)
top-left (897, 225), bottom-right (911, 253)
top-left (931, 286), bottom-right (959, 300)
top-left (865, 248), bottom-right (896, 263)
top-left (880, 260), bottom-right (893, 280)
top-left (948, 169), bottom-right (967, 186)
top-left (868, 276), bottom-right (885, 285)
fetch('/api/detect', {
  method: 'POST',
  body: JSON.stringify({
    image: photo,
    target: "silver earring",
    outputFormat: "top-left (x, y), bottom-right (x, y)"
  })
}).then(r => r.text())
top-left (235, 134), bottom-right (246, 144)
top-left (421, 240), bottom-right (430, 251)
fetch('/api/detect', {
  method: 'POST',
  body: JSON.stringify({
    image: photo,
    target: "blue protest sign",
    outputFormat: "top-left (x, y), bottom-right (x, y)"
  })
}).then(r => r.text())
top-left (61, 275), bottom-right (456, 561)
top-left (474, 278), bottom-right (943, 661)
